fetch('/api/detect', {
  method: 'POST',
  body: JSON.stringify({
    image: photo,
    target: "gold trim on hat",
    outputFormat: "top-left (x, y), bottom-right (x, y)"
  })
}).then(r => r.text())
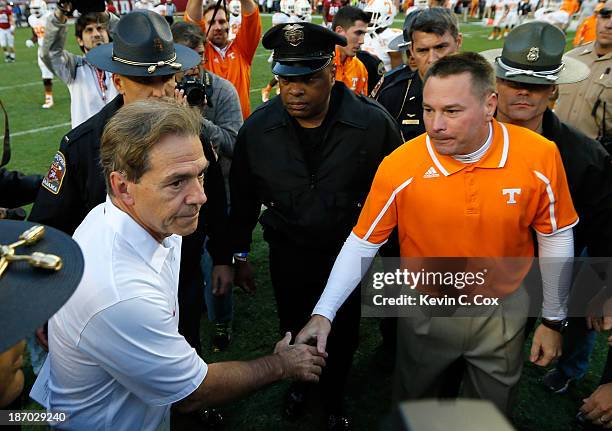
top-left (111, 52), bottom-right (182, 74)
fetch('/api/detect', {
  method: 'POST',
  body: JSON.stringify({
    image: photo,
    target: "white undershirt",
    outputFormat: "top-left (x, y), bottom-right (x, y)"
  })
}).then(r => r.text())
top-left (452, 122), bottom-right (493, 164)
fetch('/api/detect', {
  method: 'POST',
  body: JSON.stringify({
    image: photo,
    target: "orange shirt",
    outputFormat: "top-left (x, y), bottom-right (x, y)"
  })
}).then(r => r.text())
top-left (186, 8), bottom-right (262, 119)
top-left (334, 47), bottom-right (369, 96)
top-left (354, 119), bottom-right (577, 255)
top-left (352, 120), bottom-right (577, 296)
top-left (573, 15), bottom-right (597, 47)
top-left (560, 0), bottom-right (580, 15)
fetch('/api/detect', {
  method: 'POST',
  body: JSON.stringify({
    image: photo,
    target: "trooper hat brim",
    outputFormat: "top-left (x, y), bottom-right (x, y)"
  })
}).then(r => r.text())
top-left (481, 48), bottom-right (590, 85)
top-left (0, 220), bottom-right (84, 353)
top-left (86, 42), bottom-right (201, 77)
top-left (272, 57), bottom-right (332, 77)
top-left (388, 34), bottom-right (411, 52)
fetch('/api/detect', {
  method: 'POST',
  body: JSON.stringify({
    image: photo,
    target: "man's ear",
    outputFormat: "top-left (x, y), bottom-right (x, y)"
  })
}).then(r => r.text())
top-left (109, 171), bottom-right (135, 206)
top-left (455, 33), bottom-right (463, 51)
top-left (485, 92), bottom-right (498, 121)
top-left (112, 73), bottom-right (125, 94)
top-left (76, 37), bottom-right (84, 49)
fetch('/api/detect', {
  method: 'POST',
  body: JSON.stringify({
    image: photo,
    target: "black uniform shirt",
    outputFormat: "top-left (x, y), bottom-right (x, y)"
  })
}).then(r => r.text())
top-left (372, 65), bottom-right (425, 142)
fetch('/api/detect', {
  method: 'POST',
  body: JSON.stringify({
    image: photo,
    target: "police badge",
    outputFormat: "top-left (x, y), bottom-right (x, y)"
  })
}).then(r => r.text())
top-left (41, 151), bottom-right (67, 195)
top-left (284, 24), bottom-right (305, 47)
top-left (526, 47), bottom-right (539, 62)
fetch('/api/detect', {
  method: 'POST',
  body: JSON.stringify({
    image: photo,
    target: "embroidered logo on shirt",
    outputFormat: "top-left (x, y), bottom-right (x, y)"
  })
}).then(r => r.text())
top-left (41, 151), bottom-right (67, 195)
top-left (423, 166), bottom-right (440, 178)
top-left (502, 188), bottom-right (521, 204)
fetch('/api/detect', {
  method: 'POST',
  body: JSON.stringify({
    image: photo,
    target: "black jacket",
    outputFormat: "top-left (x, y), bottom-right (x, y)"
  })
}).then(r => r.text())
top-left (542, 108), bottom-right (612, 256)
top-left (29, 95), bottom-right (231, 264)
top-left (0, 168), bottom-right (42, 208)
top-left (230, 82), bottom-right (403, 253)
top-left (372, 65), bottom-right (424, 143)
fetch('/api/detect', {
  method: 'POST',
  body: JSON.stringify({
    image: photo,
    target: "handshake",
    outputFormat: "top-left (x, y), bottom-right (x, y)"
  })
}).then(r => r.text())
top-left (273, 316), bottom-right (333, 382)
top-left (25, 40), bottom-right (35, 48)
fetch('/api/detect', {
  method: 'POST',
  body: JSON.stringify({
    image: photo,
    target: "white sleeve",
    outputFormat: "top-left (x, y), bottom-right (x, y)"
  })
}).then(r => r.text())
top-left (312, 232), bottom-right (383, 321)
top-left (537, 228), bottom-right (574, 320)
top-left (78, 295), bottom-right (207, 406)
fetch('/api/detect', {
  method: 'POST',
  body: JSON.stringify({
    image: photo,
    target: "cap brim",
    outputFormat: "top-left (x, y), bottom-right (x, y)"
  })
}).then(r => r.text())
top-left (0, 220), bottom-right (84, 352)
top-left (86, 43), bottom-right (201, 77)
top-left (272, 58), bottom-right (332, 77)
top-left (481, 48), bottom-right (591, 85)
top-left (388, 34), bottom-right (410, 52)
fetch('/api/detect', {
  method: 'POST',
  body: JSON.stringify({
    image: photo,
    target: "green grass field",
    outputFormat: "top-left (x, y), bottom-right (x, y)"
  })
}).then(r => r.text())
top-left (2, 13), bottom-right (609, 431)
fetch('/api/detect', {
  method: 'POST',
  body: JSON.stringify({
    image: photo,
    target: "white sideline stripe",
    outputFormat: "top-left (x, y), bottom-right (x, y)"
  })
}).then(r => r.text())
top-left (533, 170), bottom-right (558, 232)
top-left (11, 122), bottom-right (70, 137)
top-left (0, 81), bottom-right (41, 91)
top-left (363, 177), bottom-right (413, 241)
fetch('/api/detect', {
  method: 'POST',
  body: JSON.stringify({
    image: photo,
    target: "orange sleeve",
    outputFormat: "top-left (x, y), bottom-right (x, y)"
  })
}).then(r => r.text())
top-left (184, 9), bottom-right (207, 34)
top-left (232, 8), bottom-right (262, 65)
top-left (573, 20), bottom-right (586, 46)
top-left (531, 144), bottom-right (578, 236)
top-left (352, 157), bottom-right (406, 244)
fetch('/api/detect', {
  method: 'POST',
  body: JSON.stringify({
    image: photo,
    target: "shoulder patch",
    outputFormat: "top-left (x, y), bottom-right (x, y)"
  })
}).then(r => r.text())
top-left (41, 151), bottom-right (67, 195)
top-left (377, 61), bottom-right (386, 77)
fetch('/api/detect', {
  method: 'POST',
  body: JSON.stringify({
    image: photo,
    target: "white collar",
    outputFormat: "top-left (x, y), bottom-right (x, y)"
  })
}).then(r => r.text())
top-left (103, 195), bottom-right (176, 274)
top-left (452, 122), bottom-right (493, 164)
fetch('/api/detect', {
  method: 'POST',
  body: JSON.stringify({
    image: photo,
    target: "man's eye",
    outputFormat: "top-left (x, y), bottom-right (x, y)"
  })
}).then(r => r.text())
top-left (170, 180), bottom-right (183, 188)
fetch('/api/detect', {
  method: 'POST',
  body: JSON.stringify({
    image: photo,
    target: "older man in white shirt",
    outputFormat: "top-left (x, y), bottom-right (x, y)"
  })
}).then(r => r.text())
top-left (33, 98), bottom-right (325, 431)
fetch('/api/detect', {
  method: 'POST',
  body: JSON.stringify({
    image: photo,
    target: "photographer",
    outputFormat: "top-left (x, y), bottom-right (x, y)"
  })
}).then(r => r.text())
top-left (41, 1), bottom-right (119, 127)
top-left (171, 21), bottom-right (242, 354)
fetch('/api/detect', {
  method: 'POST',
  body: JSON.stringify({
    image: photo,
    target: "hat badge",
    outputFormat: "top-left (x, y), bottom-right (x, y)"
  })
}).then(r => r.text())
top-left (283, 24), bottom-right (304, 47)
top-left (526, 47), bottom-right (539, 62)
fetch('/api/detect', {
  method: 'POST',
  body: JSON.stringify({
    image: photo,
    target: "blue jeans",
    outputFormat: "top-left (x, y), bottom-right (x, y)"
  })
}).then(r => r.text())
top-left (202, 242), bottom-right (233, 324)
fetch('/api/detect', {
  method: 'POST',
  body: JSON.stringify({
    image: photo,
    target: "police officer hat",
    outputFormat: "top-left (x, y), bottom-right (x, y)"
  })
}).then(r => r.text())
top-left (481, 21), bottom-right (590, 85)
top-left (0, 220), bottom-right (84, 352)
top-left (263, 22), bottom-right (347, 77)
top-left (86, 10), bottom-right (200, 77)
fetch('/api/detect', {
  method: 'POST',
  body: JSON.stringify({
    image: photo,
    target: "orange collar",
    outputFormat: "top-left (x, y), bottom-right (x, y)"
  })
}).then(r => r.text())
top-left (425, 119), bottom-right (510, 176)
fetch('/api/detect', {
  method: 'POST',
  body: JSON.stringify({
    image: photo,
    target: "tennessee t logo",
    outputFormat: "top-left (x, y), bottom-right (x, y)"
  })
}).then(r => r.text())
top-left (502, 188), bottom-right (521, 204)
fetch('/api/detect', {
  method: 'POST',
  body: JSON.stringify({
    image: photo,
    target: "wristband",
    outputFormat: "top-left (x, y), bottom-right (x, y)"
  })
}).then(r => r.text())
top-left (541, 318), bottom-right (568, 333)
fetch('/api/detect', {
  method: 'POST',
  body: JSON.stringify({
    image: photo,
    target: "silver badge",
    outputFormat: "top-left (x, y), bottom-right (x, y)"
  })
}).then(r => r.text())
top-left (284, 24), bottom-right (304, 47)
top-left (526, 47), bottom-right (539, 62)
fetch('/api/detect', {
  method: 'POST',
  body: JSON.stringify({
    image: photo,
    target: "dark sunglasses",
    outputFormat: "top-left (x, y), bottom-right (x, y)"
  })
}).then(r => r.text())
top-left (599, 8), bottom-right (612, 18)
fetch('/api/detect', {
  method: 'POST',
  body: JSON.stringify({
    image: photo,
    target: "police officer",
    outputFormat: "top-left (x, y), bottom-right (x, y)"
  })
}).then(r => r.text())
top-left (229, 22), bottom-right (402, 430)
top-left (555, 0), bottom-right (612, 144)
top-left (371, 8), bottom-right (462, 142)
top-left (483, 21), bottom-right (612, 397)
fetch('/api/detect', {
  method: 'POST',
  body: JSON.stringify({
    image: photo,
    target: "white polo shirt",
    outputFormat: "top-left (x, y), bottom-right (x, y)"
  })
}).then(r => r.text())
top-left (42, 196), bottom-right (207, 431)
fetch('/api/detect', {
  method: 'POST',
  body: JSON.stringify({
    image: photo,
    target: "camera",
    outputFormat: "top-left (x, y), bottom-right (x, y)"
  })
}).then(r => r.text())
top-left (57, 0), bottom-right (106, 15)
top-left (177, 76), bottom-right (207, 107)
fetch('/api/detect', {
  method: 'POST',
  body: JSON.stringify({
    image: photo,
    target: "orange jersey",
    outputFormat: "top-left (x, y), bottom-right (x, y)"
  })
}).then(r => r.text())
top-left (573, 15), bottom-right (597, 46)
top-left (560, 0), bottom-right (579, 15)
top-left (353, 119), bottom-right (577, 256)
top-left (186, 8), bottom-right (262, 119)
top-left (334, 47), bottom-right (369, 96)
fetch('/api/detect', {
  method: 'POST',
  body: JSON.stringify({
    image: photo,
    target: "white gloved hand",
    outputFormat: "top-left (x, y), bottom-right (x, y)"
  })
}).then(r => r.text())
top-left (25, 39), bottom-right (35, 48)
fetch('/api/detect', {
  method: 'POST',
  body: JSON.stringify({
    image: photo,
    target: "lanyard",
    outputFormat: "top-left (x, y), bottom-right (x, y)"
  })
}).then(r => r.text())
top-left (95, 68), bottom-right (107, 103)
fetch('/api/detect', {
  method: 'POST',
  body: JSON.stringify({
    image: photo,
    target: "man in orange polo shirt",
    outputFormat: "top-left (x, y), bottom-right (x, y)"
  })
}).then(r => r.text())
top-left (332, 6), bottom-right (369, 96)
top-left (298, 52), bottom-right (578, 415)
top-left (185, 0), bottom-right (261, 119)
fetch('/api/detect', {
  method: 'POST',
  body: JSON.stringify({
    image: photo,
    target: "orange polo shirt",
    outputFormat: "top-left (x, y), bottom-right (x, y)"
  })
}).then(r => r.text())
top-left (185, 8), bottom-right (262, 119)
top-left (352, 120), bottom-right (577, 296)
top-left (354, 119), bottom-right (577, 254)
top-left (334, 47), bottom-right (369, 96)
top-left (574, 15), bottom-right (597, 47)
